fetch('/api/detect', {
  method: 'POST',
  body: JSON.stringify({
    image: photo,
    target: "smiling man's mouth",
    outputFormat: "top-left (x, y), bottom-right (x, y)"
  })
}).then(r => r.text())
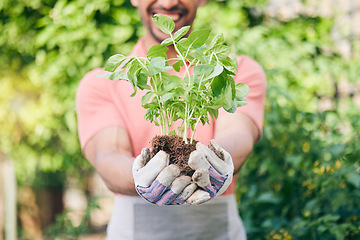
top-left (159, 13), bottom-right (182, 22)
top-left (149, 6), bottom-right (188, 23)
top-left (150, 11), bottom-right (183, 22)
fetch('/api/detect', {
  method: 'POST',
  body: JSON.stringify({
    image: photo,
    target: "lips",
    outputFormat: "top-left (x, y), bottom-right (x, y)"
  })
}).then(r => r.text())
top-left (159, 13), bottom-right (181, 22)
top-left (150, 11), bottom-right (183, 22)
top-left (148, 6), bottom-right (188, 23)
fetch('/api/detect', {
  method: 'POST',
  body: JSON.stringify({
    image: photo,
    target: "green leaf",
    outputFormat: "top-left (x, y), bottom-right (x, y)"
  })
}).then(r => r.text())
top-left (223, 82), bottom-right (234, 109)
top-left (211, 72), bottom-right (227, 97)
top-left (104, 54), bottom-right (126, 72)
top-left (211, 73), bottom-right (235, 110)
top-left (160, 92), bottom-right (175, 102)
top-left (228, 76), bottom-right (236, 98)
top-left (108, 70), bottom-right (129, 81)
top-left (95, 72), bottom-right (113, 79)
top-left (235, 83), bottom-right (250, 99)
top-left (169, 75), bottom-right (184, 86)
top-left (176, 38), bottom-right (191, 56)
top-left (255, 192), bottom-right (281, 204)
top-left (346, 172), bottom-right (360, 188)
top-left (164, 82), bottom-right (179, 92)
top-left (211, 45), bottom-right (231, 60)
top-left (145, 108), bottom-right (156, 122)
top-left (221, 56), bottom-right (238, 74)
top-left (182, 93), bottom-right (191, 103)
top-left (177, 38), bottom-right (190, 49)
top-left (210, 33), bottom-right (225, 48)
top-left (208, 108), bottom-right (219, 119)
top-left (237, 101), bottom-right (247, 107)
top-left (130, 88), bottom-right (137, 97)
top-left (164, 76), bottom-right (184, 92)
top-left (189, 48), bottom-right (209, 64)
top-left (203, 64), bottom-right (224, 81)
top-left (148, 57), bottom-right (166, 76)
top-left (137, 73), bottom-right (151, 90)
top-left (225, 100), bottom-right (238, 113)
top-left (188, 29), bottom-right (211, 48)
top-left (168, 130), bottom-right (177, 135)
top-left (193, 65), bottom-right (214, 75)
top-left (147, 45), bottom-right (168, 58)
top-left (152, 14), bottom-right (175, 35)
top-left (141, 92), bottom-right (153, 105)
top-left (128, 61), bottom-right (141, 91)
top-left (173, 26), bottom-right (191, 41)
top-left (161, 37), bottom-right (173, 46)
top-left (173, 61), bottom-right (183, 72)
top-left (123, 56), bottom-right (136, 69)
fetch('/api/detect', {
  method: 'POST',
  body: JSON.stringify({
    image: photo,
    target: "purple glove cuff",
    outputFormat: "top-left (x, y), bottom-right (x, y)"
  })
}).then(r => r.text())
top-left (137, 166), bottom-right (228, 205)
top-left (137, 180), bottom-right (178, 206)
top-left (202, 166), bottom-right (228, 198)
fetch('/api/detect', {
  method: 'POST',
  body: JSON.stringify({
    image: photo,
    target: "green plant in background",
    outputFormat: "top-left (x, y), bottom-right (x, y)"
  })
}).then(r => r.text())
top-left (100, 14), bottom-right (249, 143)
top-left (0, 0), bottom-right (140, 185)
top-left (0, 0), bottom-right (140, 237)
top-left (237, 90), bottom-right (360, 239)
top-left (193, 1), bottom-right (360, 239)
top-left (44, 197), bottom-right (100, 240)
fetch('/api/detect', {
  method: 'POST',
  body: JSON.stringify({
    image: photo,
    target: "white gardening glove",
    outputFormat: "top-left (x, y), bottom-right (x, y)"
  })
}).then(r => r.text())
top-left (186, 140), bottom-right (234, 205)
top-left (132, 148), bottom-right (197, 205)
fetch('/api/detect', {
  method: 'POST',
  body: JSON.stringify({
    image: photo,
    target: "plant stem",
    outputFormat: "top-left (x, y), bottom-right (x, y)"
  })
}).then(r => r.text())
top-left (170, 34), bottom-right (194, 142)
top-left (152, 74), bottom-right (166, 135)
top-left (198, 74), bottom-right (205, 91)
top-left (171, 35), bottom-right (192, 85)
top-left (190, 116), bottom-right (202, 143)
top-left (184, 103), bottom-right (188, 143)
top-left (135, 57), bottom-right (148, 71)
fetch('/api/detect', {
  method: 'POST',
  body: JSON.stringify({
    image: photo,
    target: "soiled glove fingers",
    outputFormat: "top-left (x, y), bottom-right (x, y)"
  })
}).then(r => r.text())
top-left (165, 175), bottom-right (192, 205)
top-left (133, 148), bottom-right (196, 206)
top-left (136, 165), bottom-right (194, 205)
top-left (137, 164), bottom-right (178, 204)
top-left (188, 140), bottom-right (234, 202)
top-left (195, 141), bottom-right (233, 175)
top-left (175, 183), bottom-right (198, 204)
top-left (186, 189), bottom-right (211, 205)
top-left (133, 149), bottom-right (169, 187)
top-left (191, 166), bottom-right (228, 198)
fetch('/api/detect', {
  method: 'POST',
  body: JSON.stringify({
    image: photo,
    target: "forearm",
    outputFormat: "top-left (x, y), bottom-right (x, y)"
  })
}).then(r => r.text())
top-left (83, 126), bottom-right (138, 195)
top-left (93, 151), bottom-right (138, 195)
top-left (214, 112), bottom-right (259, 173)
top-left (215, 131), bottom-right (254, 173)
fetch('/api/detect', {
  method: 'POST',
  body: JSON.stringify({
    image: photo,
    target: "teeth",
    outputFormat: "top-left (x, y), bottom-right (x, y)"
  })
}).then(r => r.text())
top-left (156, 13), bottom-right (180, 22)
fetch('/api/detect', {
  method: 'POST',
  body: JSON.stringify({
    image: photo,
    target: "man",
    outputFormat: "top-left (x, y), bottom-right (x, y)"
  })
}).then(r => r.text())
top-left (76, 0), bottom-right (266, 239)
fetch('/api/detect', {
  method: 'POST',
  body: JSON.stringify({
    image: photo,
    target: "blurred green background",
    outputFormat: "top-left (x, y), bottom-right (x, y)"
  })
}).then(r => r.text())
top-left (1, 0), bottom-right (359, 239)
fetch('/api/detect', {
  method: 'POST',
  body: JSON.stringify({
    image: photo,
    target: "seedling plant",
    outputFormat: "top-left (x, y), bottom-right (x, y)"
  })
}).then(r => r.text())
top-left (99, 14), bottom-right (249, 144)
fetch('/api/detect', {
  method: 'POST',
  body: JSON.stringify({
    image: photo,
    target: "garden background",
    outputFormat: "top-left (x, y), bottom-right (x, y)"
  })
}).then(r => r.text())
top-left (1, 0), bottom-right (359, 239)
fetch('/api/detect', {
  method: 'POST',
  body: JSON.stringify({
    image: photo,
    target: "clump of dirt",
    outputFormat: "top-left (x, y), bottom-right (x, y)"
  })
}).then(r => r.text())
top-left (149, 135), bottom-right (198, 176)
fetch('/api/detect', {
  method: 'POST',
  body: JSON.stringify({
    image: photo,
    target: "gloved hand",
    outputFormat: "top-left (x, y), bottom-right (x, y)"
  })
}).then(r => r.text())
top-left (132, 148), bottom-right (197, 206)
top-left (186, 140), bottom-right (234, 205)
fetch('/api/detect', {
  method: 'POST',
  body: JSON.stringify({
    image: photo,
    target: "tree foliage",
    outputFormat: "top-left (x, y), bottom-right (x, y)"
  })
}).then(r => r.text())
top-left (194, 1), bottom-right (360, 239)
top-left (0, 0), bottom-right (140, 185)
top-left (1, 0), bottom-right (359, 238)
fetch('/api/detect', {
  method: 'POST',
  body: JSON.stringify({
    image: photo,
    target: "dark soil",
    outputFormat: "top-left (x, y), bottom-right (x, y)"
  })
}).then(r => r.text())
top-left (149, 135), bottom-right (198, 176)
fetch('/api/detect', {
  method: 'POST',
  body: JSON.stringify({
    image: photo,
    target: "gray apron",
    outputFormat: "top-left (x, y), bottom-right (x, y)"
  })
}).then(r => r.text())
top-left (106, 194), bottom-right (246, 240)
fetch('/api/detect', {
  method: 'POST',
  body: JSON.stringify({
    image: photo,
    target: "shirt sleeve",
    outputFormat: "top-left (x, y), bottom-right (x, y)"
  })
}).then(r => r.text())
top-left (219, 55), bottom-right (267, 135)
top-left (76, 68), bottom-right (126, 151)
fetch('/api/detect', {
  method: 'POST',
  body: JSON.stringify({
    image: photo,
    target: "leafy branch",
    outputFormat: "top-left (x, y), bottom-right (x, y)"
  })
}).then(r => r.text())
top-left (98, 14), bottom-right (249, 144)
